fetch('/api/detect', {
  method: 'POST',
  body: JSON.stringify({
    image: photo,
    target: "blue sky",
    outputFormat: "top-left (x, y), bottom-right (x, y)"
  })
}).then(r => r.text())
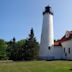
top-left (0, 0), bottom-right (72, 42)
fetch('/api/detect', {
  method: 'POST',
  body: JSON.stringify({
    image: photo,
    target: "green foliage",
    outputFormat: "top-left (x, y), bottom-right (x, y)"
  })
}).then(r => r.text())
top-left (0, 28), bottom-right (39, 61)
top-left (17, 39), bottom-right (26, 47)
top-left (24, 28), bottom-right (39, 60)
top-left (6, 38), bottom-right (25, 61)
top-left (6, 38), bottom-right (17, 60)
top-left (0, 39), bottom-right (7, 60)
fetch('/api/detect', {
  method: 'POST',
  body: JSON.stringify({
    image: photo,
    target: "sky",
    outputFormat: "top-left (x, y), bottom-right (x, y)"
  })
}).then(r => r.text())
top-left (0, 0), bottom-right (72, 42)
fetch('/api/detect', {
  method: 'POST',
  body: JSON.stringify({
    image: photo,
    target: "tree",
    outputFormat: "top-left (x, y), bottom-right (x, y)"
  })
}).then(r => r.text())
top-left (16, 39), bottom-right (26, 60)
top-left (0, 39), bottom-right (7, 60)
top-left (6, 37), bottom-right (17, 60)
top-left (7, 38), bottom-right (26, 61)
top-left (6, 29), bottom-right (39, 61)
top-left (17, 39), bottom-right (26, 47)
top-left (24, 28), bottom-right (39, 60)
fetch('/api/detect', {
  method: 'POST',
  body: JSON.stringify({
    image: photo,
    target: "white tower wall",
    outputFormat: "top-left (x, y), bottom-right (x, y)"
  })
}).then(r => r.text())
top-left (39, 6), bottom-right (54, 59)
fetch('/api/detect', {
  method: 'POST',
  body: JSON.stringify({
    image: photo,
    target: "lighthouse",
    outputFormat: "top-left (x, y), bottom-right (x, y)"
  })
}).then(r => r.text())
top-left (39, 6), bottom-right (54, 59)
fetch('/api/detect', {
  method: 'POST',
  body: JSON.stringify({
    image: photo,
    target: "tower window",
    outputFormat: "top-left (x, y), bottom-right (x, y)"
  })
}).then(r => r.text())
top-left (68, 48), bottom-right (70, 54)
top-left (48, 46), bottom-right (51, 50)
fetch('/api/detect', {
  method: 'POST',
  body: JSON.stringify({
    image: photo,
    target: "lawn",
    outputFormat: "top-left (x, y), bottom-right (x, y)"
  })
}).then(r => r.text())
top-left (0, 61), bottom-right (72, 72)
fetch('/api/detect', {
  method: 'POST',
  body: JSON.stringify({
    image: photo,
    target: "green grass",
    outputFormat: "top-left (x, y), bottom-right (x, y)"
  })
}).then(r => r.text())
top-left (0, 61), bottom-right (72, 72)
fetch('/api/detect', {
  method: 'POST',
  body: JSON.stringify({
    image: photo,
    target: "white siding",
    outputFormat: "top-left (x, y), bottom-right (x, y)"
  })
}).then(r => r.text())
top-left (53, 46), bottom-right (64, 59)
top-left (61, 39), bottom-right (72, 60)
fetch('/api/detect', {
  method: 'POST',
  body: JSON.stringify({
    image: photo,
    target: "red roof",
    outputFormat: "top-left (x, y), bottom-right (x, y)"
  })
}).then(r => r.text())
top-left (54, 31), bottom-right (72, 46)
top-left (60, 31), bottom-right (72, 42)
top-left (54, 40), bottom-right (62, 46)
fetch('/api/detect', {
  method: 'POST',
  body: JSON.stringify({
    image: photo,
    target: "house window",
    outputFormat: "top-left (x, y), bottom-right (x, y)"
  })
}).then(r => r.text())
top-left (48, 46), bottom-right (51, 50)
top-left (65, 53), bottom-right (67, 57)
top-left (64, 48), bottom-right (65, 53)
top-left (68, 48), bottom-right (70, 54)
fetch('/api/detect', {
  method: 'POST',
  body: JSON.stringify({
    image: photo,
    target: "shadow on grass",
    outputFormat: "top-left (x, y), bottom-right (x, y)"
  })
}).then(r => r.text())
top-left (69, 68), bottom-right (72, 71)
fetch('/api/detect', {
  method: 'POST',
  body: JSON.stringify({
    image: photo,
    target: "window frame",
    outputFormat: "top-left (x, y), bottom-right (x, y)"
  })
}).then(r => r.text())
top-left (68, 48), bottom-right (70, 54)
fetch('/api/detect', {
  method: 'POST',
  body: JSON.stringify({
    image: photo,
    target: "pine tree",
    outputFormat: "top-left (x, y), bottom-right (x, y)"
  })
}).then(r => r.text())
top-left (6, 37), bottom-right (17, 60)
top-left (24, 28), bottom-right (39, 60)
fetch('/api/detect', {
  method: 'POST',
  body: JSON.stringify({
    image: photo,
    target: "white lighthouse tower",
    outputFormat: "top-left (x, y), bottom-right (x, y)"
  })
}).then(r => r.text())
top-left (39, 6), bottom-right (54, 59)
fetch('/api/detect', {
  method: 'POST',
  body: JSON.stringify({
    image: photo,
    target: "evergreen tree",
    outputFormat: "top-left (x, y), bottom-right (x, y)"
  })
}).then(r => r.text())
top-left (16, 39), bottom-right (26, 60)
top-left (24, 28), bottom-right (39, 60)
top-left (7, 38), bottom-right (26, 61)
top-left (6, 29), bottom-right (39, 61)
top-left (6, 37), bottom-right (17, 60)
